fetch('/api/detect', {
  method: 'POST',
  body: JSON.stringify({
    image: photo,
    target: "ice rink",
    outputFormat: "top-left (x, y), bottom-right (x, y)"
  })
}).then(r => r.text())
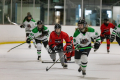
top-left (0, 43), bottom-right (120, 80)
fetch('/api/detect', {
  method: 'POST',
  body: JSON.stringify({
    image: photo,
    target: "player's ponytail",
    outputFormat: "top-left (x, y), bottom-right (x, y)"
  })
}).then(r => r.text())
top-left (84, 25), bottom-right (88, 32)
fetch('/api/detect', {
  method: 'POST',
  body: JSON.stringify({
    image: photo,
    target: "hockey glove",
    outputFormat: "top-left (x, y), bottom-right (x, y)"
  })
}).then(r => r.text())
top-left (26, 38), bottom-right (31, 43)
top-left (66, 45), bottom-right (72, 53)
top-left (39, 31), bottom-right (48, 38)
top-left (53, 46), bottom-right (59, 51)
top-left (75, 44), bottom-right (84, 51)
top-left (110, 35), bottom-right (115, 42)
top-left (48, 48), bottom-right (53, 54)
top-left (39, 35), bottom-right (44, 38)
top-left (75, 44), bottom-right (80, 50)
top-left (20, 25), bottom-right (24, 28)
top-left (42, 31), bottom-right (48, 36)
top-left (94, 41), bottom-right (100, 49)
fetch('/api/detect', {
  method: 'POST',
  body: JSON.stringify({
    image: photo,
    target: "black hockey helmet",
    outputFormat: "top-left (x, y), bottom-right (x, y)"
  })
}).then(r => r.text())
top-left (78, 19), bottom-right (87, 32)
top-left (104, 18), bottom-right (109, 26)
top-left (37, 20), bottom-right (43, 31)
top-left (78, 19), bottom-right (87, 27)
top-left (37, 20), bottom-right (43, 25)
top-left (27, 14), bottom-right (32, 18)
top-left (78, 19), bottom-right (87, 24)
top-left (54, 23), bottom-right (61, 29)
top-left (104, 18), bottom-right (109, 22)
top-left (54, 23), bottom-right (61, 34)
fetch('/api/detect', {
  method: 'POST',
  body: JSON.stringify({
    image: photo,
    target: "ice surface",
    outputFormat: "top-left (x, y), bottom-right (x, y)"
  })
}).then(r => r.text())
top-left (0, 43), bottom-right (120, 80)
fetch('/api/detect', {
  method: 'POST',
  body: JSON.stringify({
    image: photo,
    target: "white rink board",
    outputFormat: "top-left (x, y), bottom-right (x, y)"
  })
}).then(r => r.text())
top-left (0, 25), bottom-right (114, 42)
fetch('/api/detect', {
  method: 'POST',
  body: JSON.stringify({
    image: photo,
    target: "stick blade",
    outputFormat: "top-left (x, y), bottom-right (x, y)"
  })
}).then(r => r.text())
top-left (7, 49), bottom-right (11, 52)
top-left (46, 66), bottom-right (49, 71)
top-left (6, 16), bottom-right (19, 26)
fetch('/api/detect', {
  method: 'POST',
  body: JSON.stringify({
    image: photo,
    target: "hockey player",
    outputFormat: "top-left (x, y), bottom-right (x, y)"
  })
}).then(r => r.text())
top-left (73, 19), bottom-right (101, 76)
top-left (26, 20), bottom-right (49, 60)
top-left (110, 24), bottom-right (120, 45)
top-left (63, 36), bottom-right (75, 62)
top-left (20, 15), bottom-right (37, 48)
top-left (23, 12), bottom-right (33, 22)
top-left (48, 24), bottom-right (72, 68)
top-left (100, 19), bottom-right (115, 53)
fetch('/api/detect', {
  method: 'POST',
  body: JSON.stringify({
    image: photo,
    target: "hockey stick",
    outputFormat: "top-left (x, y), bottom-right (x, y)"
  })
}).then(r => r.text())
top-left (76, 46), bottom-right (93, 50)
top-left (7, 42), bottom-right (26, 52)
top-left (46, 53), bottom-right (66, 71)
top-left (42, 61), bottom-right (74, 63)
top-left (46, 46), bottom-right (93, 71)
top-left (7, 34), bottom-right (43, 52)
top-left (6, 16), bottom-right (19, 26)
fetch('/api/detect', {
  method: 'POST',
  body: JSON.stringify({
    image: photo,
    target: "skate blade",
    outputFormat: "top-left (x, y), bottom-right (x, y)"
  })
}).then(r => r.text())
top-left (94, 49), bottom-right (98, 52)
top-left (38, 58), bottom-right (43, 63)
top-left (83, 75), bottom-right (85, 78)
top-left (63, 67), bottom-right (68, 69)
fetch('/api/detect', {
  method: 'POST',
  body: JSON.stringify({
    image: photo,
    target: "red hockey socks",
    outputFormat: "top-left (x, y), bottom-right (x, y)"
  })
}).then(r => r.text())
top-left (106, 39), bottom-right (110, 50)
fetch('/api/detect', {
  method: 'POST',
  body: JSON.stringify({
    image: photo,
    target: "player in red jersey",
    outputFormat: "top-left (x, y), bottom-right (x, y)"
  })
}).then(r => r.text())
top-left (48, 24), bottom-right (72, 68)
top-left (63, 36), bottom-right (75, 63)
top-left (100, 19), bottom-right (115, 53)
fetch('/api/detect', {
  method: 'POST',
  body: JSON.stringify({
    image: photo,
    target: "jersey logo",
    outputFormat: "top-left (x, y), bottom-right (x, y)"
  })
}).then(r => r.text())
top-left (104, 29), bottom-right (109, 32)
top-left (80, 38), bottom-right (89, 44)
top-left (55, 39), bottom-right (62, 43)
top-left (27, 24), bottom-right (31, 28)
top-left (30, 33), bottom-right (34, 36)
top-left (95, 32), bottom-right (98, 35)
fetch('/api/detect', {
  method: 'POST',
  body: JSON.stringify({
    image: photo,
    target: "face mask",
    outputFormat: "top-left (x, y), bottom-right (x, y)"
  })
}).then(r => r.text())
top-left (37, 25), bottom-right (43, 31)
top-left (55, 29), bottom-right (61, 35)
top-left (37, 27), bottom-right (42, 32)
top-left (79, 27), bottom-right (85, 32)
top-left (104, 23), bottom-right (109, 26)
top-left (56, 32), bottom-right (61, 35)
top-left (27, 19), bottom-right (31, 22)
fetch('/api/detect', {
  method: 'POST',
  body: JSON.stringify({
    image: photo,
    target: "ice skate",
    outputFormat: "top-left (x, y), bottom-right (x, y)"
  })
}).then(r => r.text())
top-left (78, 66), bottom-right (81, 72)
top-left (37, 56), bottom-right (42, 62)
top-left (107, 49), bottom-right (110, 53)
top-left (62, 63), bottom-right (68, 69)
top-left (82, 70), bottom-right (86, 77)
top-left (28, 44), bottom-right (31, 49)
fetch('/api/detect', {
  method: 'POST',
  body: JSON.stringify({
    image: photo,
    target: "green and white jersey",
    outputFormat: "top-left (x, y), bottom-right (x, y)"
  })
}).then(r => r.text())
top-left (29, 26), bottom-right (49, 41)
top-left (73, 27), bottom-right (101, 47)
top-left (112, 24), bottom-right (120, 37)
top-left (23, 19), bottom-right (37, 33)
